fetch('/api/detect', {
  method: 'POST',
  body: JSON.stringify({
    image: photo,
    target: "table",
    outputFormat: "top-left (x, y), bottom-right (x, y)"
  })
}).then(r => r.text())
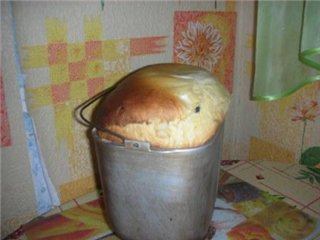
top-left (4, 160), bottom-right (320, 240)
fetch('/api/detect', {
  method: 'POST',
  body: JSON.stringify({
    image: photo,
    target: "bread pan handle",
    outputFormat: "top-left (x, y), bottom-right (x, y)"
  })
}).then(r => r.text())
top-left (74, 87), bottom-right (126, 142)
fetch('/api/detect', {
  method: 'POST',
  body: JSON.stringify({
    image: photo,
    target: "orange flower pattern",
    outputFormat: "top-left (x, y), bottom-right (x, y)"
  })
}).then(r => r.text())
top-left (227, 222), bottom-right (273, 240)
top-left (175, 21), bottom-right (223, 72)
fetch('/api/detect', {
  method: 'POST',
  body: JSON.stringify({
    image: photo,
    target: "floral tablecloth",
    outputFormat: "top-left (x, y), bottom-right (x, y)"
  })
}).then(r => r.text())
top-left (4, 169), bottom-right (320, 240)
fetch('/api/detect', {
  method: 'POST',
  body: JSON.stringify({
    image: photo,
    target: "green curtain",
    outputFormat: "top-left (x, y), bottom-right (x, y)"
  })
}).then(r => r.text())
top-left (252, 0), bottom-right (320, 101)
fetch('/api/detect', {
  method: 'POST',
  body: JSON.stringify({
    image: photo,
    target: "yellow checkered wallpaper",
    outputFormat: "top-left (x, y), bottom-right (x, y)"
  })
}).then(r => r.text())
top-left (22, 16), bottom-right (167, 201)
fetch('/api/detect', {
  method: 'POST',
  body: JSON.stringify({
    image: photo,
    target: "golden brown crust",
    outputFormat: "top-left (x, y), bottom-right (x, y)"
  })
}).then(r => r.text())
top-left (94, 63), bottom-right (230, 149)
top-left (95, 75), bottom-right (185, 127)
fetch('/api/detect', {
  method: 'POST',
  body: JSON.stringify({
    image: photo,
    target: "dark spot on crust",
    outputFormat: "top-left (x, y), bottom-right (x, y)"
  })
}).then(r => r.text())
top-left (195, 106), bottom-right (201, 113)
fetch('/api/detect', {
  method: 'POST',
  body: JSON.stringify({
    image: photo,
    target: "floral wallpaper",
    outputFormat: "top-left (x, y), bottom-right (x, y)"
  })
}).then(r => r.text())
top-left (175, 21), bottom-right (223, 71)
top-left (291, 98), bottom-right (320, 159)
top-left (252, 83), bottom-right (320, 184)
top-left (173, 11), bottom-right (236, 93)
top-left (292, 97), bottom-right (320, 184)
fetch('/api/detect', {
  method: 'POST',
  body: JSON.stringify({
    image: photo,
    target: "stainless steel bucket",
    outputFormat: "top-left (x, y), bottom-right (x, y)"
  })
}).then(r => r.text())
top-left (92, 127), bottom-right (223, 240)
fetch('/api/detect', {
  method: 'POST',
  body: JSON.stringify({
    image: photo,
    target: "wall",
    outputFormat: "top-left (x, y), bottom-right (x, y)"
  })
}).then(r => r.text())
top-left (1, 0), bottom-right (319, 237)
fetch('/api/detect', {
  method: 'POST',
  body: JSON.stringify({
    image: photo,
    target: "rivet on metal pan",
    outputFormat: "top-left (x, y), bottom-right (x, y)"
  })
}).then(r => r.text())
top-left (124, 140), bottom-right (151, 151)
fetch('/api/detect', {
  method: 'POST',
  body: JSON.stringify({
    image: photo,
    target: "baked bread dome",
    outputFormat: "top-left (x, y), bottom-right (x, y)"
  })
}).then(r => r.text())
top-left (94, 63), bottom-right (230, 149)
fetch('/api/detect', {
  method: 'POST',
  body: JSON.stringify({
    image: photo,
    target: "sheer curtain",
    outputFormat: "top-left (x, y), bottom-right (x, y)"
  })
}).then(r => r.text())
top-left (252, 0), bottom-right (320, 100)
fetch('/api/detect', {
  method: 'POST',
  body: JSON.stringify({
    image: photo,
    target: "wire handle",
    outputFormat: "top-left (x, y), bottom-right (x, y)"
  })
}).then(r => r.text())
top-left (74, 87), bottom-right (126, 141)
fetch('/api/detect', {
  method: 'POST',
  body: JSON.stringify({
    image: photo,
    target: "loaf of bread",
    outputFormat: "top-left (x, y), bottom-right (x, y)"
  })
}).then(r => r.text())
top-left (94, 63), bottom-right (230, 149)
